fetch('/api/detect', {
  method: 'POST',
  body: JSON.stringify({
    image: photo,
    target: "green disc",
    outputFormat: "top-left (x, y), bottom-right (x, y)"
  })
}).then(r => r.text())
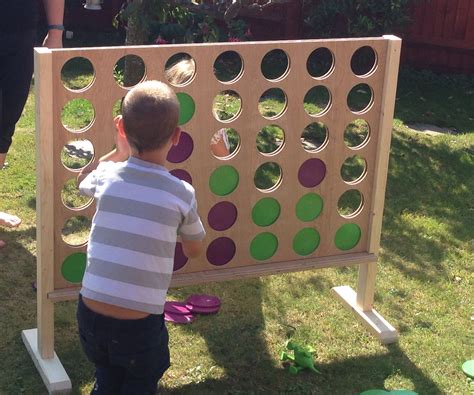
top-left (252, 198), bottom-right (281, 226)
top-left (209, 165), bottom-right (239, 196)
top-left (296, 193), bottom-right (323, 221)
top-left (360, 391), bottom-right (388, 395)
top-left (293, 228), bottom-right (320, 256)
top-left (177, 92), bottom-right (195, 125)
top-left (250, 232), bottom-right (278, 261)
top-left (462, 360), bottom-right (474, 379)
top-left (61, 252), bottom-right (87, 283)
top-left (335, 223), bottom-right (361, 251)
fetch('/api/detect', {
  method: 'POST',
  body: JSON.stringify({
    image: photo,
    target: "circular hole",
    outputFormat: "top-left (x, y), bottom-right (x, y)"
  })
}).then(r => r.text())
top-left (61, 57), bottom-right (94, 91)
top-left (211, 128), bottom-right (240, 159)
top-left (258, 88), bottom-right (287, 119)
top-left (301, 122), bottom-right (328, 152)
top-left (250, 232), bottom-right (278, 261)
top-left (170, 169), bottom-right (192, 185)
top-left (177, 92), bottom-right (196, 125)
top-left (351, 46), bottom-right (377, 77)
top-left (214, 51), bottom-right (243, 83)
top-left (344, 119), bottom-right (370, 148)
top-left (296, 193), bottom-right (323, 222)
top-left (112, 98), bottom-right (124, 118)
top-left (61, 252), bottom-right (87, 283)
top-left (61, 215), bottom-right (91, 247)
top-left (254, 162), bottom-right (282, 191)
top-left (61, 99), bottom-right (95, 132)
top-left (252, 197), bottom-right (281, 227)
top-left (114, 55), bottom-right (146, 88)
top-left (62, 178), bottom-right (93, 209)
top-left (341, 155), bottom-right (366, 183)
top-left (347, 83), bottom-right (373, 113)
top-left (338, 189), bottom-right (363, 217)
top-left (213, 90), bottom-right (242, 122)
top-left (257, 125), bottom-right (284, 155)
top-left (293, 228), bottom-right (320, 256)
top-left (208, 201), bottom-right (238, 231)
top-left (207, 237), bottom-right (236, 266)
top-left (165, 53), bottom-right (196, 86)
top-left (335, 223), bottom-right (361, 251)
top-left (209, 165), bottom-right (239, 196)
top-left (304, 86), bottom-right (331, 116)
top-left (261, 49), bottom-right (289, 80)
top-left (174, 242), bottom-right (188, 271)
top-left (61, 139), bottom-right (94, 170)
top-left (307, 48), bottom-right (334, 78)
top-left (167, 131), bottom-right (194, 163)
top-left (298, 158), bottom-right (326, 188)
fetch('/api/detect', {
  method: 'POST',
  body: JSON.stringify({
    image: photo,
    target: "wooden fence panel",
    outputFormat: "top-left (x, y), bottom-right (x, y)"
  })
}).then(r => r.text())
top-left (403, 0), bottom-right (474, 73)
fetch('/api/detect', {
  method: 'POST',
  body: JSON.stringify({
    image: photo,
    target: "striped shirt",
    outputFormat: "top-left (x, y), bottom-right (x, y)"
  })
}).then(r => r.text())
top-left (78, 157), bottom-right (205, 314)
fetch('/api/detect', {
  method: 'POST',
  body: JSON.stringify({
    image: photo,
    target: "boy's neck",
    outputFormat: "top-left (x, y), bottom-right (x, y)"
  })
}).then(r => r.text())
top-left (131, 147), bottom-right (169, 167)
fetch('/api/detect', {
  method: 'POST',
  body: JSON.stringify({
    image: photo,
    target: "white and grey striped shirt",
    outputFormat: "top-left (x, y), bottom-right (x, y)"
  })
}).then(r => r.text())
top-left (79, 157), bottom-right (205, 314)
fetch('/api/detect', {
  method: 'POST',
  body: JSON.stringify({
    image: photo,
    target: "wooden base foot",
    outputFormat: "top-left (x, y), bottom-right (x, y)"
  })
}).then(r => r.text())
top-left (21, 329), bottom-right (71, 394)
top-left (331, 285), bottom-right (398, 344)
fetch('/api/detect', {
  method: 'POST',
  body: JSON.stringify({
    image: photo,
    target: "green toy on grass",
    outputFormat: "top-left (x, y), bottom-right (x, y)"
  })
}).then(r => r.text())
top-left (280, 340), bottom-right (321, 375)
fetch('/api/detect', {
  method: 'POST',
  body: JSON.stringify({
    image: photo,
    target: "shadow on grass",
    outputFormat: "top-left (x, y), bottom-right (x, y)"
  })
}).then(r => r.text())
top-left (381, 131), bottom-right (473, 283)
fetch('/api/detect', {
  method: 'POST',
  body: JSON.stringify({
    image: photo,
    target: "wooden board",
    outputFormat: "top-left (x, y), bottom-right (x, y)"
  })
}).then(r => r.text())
top-left (34, 37), bottom-right (399, 294)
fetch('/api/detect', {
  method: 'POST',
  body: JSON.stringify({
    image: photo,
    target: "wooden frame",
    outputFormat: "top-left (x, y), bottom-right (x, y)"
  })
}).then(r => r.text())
top-left (23, 36), bottom-right (401, 394)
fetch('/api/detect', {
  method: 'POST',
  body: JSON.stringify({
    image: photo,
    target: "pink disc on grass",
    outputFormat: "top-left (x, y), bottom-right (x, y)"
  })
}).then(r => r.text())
top-left (173, 242), bottom-right (188, 271)
top-left (186, 294), bottom-right (221, 308)
top-left (208, 201), bottom-right (238, 231)
top-left (167, 132), bottom-right (194, 163)
top-left (186, 303), bottom-right (220, 314)
top-left (298, 158), bottom-right (326, 188)
top-left (165, 301), bottom-right (192, 315)
top-left (170, 169), bottom-right (193, 185)
top-left (164, 312), bottom-right (195, 324)
top-left (206, 237), bottom-right (236, 266)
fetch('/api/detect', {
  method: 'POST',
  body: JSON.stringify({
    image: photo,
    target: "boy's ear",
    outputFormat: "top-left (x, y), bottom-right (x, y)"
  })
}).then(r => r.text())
top-left (171, 127), bottom-right (182, 146)
top-left (115, 115), bottom-right (126, 138)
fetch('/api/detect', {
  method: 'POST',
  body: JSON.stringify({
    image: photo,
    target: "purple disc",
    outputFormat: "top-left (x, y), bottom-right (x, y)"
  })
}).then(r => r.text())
top-left (186, 304), bottom-right (220, 314)
top-left (208, 201), bottom-right (238, 231)
top-left (206, 237), bottom-right (236, 266)
top-left (165, 312), bottom-right (195, 324)
top-left (170, 169), bottom-right (193, 185)
top-left (186, 294), bottom-right (221, 308)
top-left (165, 301), bottom-right (192, 315)
top-left (173, 243), bottom-right (188, 271)
top-left (298, 158), bottom-right (326, 188)
top-left (167, 132), bottom-right (194, 163)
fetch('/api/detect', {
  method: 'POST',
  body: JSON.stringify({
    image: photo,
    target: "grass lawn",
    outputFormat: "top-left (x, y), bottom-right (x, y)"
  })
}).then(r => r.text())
top-left (0, 67), bottom-right (473, 394)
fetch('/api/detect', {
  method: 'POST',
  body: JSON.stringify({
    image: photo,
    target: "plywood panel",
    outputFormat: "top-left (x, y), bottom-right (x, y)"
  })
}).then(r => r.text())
top-left (34, 38), bottom-right (399, 293)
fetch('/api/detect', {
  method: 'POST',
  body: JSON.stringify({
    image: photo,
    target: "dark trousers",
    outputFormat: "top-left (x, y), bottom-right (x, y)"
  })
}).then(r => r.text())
top-left (0, 30), bottom-right (35, 154)
top-left (77, 295), bottom-right (171, 395)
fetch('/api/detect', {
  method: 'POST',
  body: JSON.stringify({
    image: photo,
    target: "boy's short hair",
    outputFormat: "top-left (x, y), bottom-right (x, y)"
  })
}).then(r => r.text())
top-left (121, 81), bottom-right (179, 153)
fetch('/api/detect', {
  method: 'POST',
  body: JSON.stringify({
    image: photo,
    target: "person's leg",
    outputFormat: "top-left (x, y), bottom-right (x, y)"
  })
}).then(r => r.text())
top-left (0, 31), bottom-right (35, 168)
top-left (109, 315), bottom-right (171, 395)
top-left (77, 295), bottom-right (124, 395)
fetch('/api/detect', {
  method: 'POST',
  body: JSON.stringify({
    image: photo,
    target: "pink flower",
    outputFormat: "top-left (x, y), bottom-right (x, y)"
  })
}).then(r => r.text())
top-left (228, 37), bottom-right (241, 42)
top-left (244, 28), bottom-right (252, 38)
top-left (154, 36), bottom-right (168, 45)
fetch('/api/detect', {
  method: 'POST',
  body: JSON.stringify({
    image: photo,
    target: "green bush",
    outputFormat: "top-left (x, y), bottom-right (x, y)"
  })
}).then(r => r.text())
top-left (302, 0), bottom-right (420, 38)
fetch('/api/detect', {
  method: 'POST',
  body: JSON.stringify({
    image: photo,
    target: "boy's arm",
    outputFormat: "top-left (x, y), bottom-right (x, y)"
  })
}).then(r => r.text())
top-left (77, 148), bottom-right (129, 184)
top-left (78, 118), bottom-right (130, 184)
top-left (178, 197), bottom-right (206, 259)
top-left (181, 239), bottom-right (204, 259)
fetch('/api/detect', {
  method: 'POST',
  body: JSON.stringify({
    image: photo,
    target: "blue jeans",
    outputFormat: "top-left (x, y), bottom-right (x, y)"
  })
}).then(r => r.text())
top-left (77, 295), bottom-right (170, 395)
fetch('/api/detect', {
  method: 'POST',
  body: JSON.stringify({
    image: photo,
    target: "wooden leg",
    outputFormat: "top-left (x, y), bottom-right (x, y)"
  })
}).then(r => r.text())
top-left (332, 262), bottom-right (398, 344)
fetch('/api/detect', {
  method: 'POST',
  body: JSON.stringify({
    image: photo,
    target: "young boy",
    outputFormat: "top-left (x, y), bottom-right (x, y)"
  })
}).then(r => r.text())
top-left (76, 81), bottom-right (205, 394)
